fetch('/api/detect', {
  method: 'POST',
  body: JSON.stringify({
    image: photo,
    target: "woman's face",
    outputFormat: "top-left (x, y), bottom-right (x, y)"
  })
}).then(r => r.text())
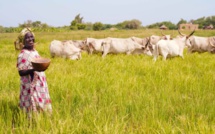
top-left (24, 32), bottom-right (35, 49)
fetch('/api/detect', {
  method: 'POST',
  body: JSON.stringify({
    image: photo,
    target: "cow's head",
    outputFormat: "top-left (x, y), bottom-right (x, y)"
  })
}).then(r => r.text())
top-left (161, 35), bottom-right (172, 40)
top-left (82, 38), bottom-right (93, 54)
top-left (185, 36), bottom-right (194, 48)
top-left (160, 30), bottom-right (173, 40)
top-left (178, 29), bottom-right (195, 48)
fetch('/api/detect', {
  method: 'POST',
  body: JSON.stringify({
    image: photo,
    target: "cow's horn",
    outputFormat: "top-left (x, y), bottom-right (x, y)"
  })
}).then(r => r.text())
top-left (145, 37), bottom-right (150, 47)
top-left (178, 29), bottom-right (186, 36)
top-left (187, 29), bottom-right (195, 38)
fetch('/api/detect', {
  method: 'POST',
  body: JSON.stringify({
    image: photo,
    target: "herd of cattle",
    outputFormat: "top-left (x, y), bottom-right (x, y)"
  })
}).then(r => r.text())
top-left (15, 30), bottom-right (215, 61)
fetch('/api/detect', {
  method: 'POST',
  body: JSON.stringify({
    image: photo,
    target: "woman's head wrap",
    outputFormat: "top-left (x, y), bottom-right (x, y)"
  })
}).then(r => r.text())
top-left (18, 28), bottom-right (35, 44)
top-left (14, 28), bottom-right (35, 50)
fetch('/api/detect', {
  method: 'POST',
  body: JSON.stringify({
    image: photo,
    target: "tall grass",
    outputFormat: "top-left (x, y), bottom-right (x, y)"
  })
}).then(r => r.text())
top-left (0, 30), bottom-right (215, 133)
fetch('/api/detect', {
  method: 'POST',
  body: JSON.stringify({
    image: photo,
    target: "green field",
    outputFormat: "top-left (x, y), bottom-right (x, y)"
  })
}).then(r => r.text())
top-left (0, 29), bottom-right (215, 133)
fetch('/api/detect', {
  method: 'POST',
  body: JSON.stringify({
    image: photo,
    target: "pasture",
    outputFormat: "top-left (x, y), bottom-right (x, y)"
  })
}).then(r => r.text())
top-left (0, 29), bottom-right (215, 133)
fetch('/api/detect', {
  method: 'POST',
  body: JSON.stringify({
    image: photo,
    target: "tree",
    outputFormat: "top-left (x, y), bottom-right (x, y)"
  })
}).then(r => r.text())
top-left (125, 19), bottom-right (142, 29)
top-left (70, 20), bottom-right (78, 30)
top-left (32, 21), bottom-right (42, 27)
top-left (70, 14), bottom-right (86, 30)
top-left (19, 20), bottom-right (33, 28)
top-left (116, 19), bottom-right (142, 29)
top-left (77, 23), bottom-right (86, 30)
top-left (194, 16), bottom-right (215, 29)
top-left (93, 22), bottom-right (103, 31)
top-left (146, 21), bottom-right (176, 30)
top-left (102, 24), bottom-right (112, 30)
top-left (85, 22), bottom-right (93, 30)
top-left (161, 21), bottom-right (177, 30)
top-left (0, 25), bottom-right (4, 33)
top-left (74, 14), bottom-right (83, 23)
top-left (177, 19), bottom-right (187, 28)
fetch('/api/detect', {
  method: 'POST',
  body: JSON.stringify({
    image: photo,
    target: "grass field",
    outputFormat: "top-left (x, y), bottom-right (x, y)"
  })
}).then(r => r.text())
top-left (0, 29), bottom-right (215, 133)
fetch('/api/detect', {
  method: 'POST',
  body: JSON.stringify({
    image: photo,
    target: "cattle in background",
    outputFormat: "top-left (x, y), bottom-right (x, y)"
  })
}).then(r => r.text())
top-left (130, 36), bottom-right (152, 56)
top-left (72, 40), bottom-right (88, 52)
top-left (83, 38), bottom-right (106, 54)
top-left (49, 40), bottom-right (81, 60)
top-left (147, 32), bottom-right (172, 54)
top-left (178, 30), bottom-right (215, 54)
top-left (153, 30), bottom-right (195, 61)
top-left (101, 37), bottom-right (145, 58)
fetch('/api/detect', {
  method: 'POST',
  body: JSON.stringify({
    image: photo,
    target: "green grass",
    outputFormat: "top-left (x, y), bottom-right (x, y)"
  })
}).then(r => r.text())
top-left (0, 30), bottom-right (215, 133)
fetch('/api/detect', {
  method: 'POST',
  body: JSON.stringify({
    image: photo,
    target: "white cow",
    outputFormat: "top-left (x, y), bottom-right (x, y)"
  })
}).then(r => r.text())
top-left (83, 38), bottom-right (106, 54)
top-left (147, 34), bottom-right (172, 54)
top-left (101, 37), bottom-right (145, 58)
top-left (130, 36), bottom-right (152, 56)
top-left (49, 40), bottom-right (81, 60)
top-left (72, 40), bottom-right (88, 52)
top-left (153, 30), bottom-right (194, 61)
top-left (178, 30), bottom-right (215, 53)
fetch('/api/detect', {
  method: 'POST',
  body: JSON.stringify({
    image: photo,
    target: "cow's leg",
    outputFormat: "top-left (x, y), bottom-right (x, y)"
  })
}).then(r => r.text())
top-left (89, 48), bottom-right (93, 55)
top-left (78, 53), bottom-right (82, 59)
top-left (102, 44), bottom-right (110, 58)
top-left (126, 51), bottom-right (131, 55)
top-left (162, 53), bottom-right (168, 61)
top-left (153, 50), bottom-right (158, 61)
top-left (153, 44), bottom-right (159, 61)
top-left (163, 56), bottom-right (167, 61)
top-left (180, 53), bottom-right (184, 59)
top-left (153, 56), bottom-right (157, 61)
top-left (102, 51), bottom-right (108, 58)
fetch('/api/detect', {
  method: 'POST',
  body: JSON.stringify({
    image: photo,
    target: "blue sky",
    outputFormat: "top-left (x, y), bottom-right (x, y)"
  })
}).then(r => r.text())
top-left (0, 0), bottom-right (214, 27)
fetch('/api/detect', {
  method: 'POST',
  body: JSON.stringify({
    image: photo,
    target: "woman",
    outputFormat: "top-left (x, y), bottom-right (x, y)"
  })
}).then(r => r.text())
top-left (16, 28), bottom-right (52, 114)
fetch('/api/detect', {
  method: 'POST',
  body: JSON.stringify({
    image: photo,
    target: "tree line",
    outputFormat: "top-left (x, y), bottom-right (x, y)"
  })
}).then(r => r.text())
top-left (0, 14), bottom-right (214, 33)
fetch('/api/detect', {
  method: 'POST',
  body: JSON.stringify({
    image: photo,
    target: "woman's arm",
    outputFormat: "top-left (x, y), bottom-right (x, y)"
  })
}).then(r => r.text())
top-left (18, 69), bottom-right (34, 76)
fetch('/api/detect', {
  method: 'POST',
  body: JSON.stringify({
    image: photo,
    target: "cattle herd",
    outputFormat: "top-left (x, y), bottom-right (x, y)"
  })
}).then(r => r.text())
top-left (15, 30), bottom-right (215, 61)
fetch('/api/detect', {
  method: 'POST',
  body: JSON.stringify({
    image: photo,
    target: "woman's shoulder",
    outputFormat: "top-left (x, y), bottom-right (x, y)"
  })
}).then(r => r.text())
top-left (18, 49), bottom-right (39, 58)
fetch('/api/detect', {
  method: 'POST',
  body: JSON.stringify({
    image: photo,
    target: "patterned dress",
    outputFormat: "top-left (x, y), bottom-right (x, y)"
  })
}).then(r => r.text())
top-left (17, 49), bottom-right (52, 113)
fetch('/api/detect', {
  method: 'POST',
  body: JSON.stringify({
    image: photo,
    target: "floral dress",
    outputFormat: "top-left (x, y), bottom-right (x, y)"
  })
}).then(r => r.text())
top-left (17, 49), bottom-right (52, 113)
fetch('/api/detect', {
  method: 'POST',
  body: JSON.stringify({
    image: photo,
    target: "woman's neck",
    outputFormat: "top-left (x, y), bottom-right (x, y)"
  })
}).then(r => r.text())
top-left (23, 46), bottom-right (34, 51)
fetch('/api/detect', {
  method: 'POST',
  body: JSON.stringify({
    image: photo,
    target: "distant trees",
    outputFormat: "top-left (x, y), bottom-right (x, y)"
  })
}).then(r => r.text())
top-left (146, 16), bottom-right (215, 30)
top-left (0, 15), bottom-right (215, 32)
top-left (0, 26), bottom-right (4, 33)
top-left (115, 19), bottom-right (142, 29)
top-left (193, 16), bottom-right (215, 29)
top-left (146, 21), bottom-right (177, 30)
top-left (70, 14), bottom-right (143, 30)
top-left (19, 20), bottom-right (49, 28)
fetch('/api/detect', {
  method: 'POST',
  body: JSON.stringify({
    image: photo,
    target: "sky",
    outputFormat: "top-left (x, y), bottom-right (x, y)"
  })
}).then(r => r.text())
top-left (0, 0), bottom-right (214, 27)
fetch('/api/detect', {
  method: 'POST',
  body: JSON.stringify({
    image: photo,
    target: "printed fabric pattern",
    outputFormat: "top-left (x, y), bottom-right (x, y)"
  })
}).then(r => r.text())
top-left (17, 49), bottom-right (52, 113)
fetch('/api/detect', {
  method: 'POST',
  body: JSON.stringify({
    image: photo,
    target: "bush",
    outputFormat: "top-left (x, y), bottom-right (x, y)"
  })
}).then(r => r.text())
top-left (93, 22), bottom-right (103, 31)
